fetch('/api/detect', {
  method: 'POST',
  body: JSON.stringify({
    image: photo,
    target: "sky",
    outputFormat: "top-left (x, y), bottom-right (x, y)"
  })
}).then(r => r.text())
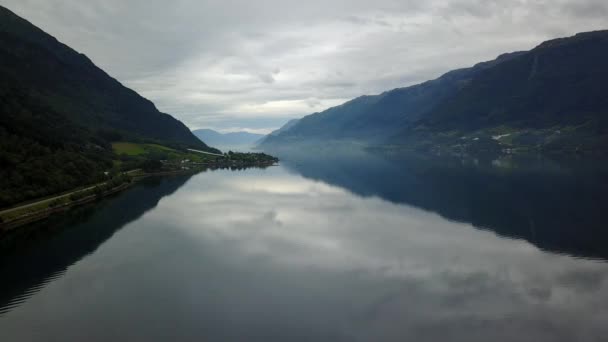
top-left (1, 0), bottom-right (606, 134)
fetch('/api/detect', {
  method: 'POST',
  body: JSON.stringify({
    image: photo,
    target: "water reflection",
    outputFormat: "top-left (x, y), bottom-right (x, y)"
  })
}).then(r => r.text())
top-left (1, 158), bottom-right (608, 341)
top-left (278, 148), bottom-right (608, 260)
top-left (141, 165), bottom-right (608, 341)
top-left (0, 175), bottom-right (192, 316)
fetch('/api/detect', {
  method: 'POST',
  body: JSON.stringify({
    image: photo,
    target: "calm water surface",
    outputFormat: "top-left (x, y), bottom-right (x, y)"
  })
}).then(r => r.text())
top-left (1, 152), bottom-right (608, 341)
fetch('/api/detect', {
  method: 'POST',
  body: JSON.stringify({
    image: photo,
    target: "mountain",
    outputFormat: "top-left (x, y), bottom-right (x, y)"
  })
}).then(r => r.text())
top-left (268, 119), bottom-right (301, 137)
top-left (261, 52), bottom-right (525, 145)
top-left (0, 6), bottom-right (214, 149)
top-left (262, 31), bottom-right (608, 154)
top-left (393, 31), bottom-right (608, 153)
top-left (256, 119), bottom-right (300, 145)
top-left (192, 129), bottom-right (264, 151)
top-left (0, 5), bottom-right (217, 207)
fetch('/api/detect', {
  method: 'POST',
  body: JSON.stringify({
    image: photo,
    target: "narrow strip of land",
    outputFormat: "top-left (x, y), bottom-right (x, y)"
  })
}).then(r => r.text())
top-left (0, 186), bottom-right (99, 216)
top-left (0, 169), bottom-right (141, 216)
top-left (187, 149), bottom-right (225, 157)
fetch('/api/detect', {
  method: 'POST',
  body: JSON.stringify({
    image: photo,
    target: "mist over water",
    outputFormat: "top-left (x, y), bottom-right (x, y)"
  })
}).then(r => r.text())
top-left (1, 151), bottom-right (608, 341)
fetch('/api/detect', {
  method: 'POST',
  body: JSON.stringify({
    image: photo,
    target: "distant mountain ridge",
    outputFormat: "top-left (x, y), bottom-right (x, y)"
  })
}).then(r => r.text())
top-left (192, 129), bottom-right (264, 151)
top-left (0, 5), bottom-right (217, 207)
top-left (255, 119), bottom-right (300, 145)
top-left (262, 30), bottom-right (608, 154)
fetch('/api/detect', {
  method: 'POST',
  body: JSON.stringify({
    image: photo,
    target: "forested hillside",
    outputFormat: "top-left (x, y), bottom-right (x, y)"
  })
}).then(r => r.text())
top-left (262, 31), bottom-right (608, 154)
top-left (393, 31), bottom-right (608, 153)
top-left (0, 6), bottom-right (217, 207)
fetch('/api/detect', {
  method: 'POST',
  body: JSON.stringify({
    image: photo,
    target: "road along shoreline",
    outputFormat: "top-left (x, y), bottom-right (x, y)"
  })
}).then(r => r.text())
top-left (0, 169), bottom-right (195, 232)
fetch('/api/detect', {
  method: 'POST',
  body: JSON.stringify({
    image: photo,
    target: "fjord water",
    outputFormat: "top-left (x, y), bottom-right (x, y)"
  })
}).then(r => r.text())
top-left (1, 151), bottom-right (608, 341)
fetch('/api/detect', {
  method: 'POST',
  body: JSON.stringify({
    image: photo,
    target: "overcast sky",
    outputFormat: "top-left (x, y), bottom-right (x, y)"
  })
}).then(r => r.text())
top-left (1, 0), bottom-right (606, 133)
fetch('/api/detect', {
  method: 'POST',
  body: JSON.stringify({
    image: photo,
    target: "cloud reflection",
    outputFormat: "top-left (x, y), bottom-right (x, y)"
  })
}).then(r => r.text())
top-left (144, 167), bottom-right (608, 341)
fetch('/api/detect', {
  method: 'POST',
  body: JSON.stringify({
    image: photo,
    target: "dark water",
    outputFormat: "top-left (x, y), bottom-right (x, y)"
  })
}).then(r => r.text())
top-left (2, 151), bottom-right (608, 341)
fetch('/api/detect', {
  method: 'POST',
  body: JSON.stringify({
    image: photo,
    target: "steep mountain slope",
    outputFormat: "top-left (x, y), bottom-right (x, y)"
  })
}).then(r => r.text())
top-left (262, 52), bottom-right (524, 145)
top-left (193, 129), bottom-right (264, 150)
top-left (394, 30), bottom-right (608, 153)
top-left (0, 6), bottom-right (216, 207)
top-left (268, 119), bottom-right (301, 137)
top-left (256, 118), bottom-right (300, 145)
top-left (262, 31), bottom-right (608, 154)
top-left (0, 6), bottom-right (213, 148)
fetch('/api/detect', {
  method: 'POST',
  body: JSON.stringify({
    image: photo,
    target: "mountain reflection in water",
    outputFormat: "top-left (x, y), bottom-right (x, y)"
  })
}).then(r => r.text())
top-left (0, 176), bottom-right (193, 316)
top-left (1, 152), bottom-right (608, 341)
top-left (280, 148), bottom-right (608, 260)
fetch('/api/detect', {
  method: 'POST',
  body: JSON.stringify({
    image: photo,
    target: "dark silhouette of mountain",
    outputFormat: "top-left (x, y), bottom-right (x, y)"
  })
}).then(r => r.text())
top-left (0, 5), bottom-right (217, 207)
top-left (193, 129), bottom-right (264, 151)
top-left (0, 6), bottom-right (213, 149)
top-left (262, 31), bottom-right (608, 154)
top-left (0, 175), bottom-right (193, 317)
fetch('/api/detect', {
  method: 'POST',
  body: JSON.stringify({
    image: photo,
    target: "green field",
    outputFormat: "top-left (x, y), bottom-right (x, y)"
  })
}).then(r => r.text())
top-left (112, 142), bottom-right (220, 164)
top-left (112, 142), bottom-right (178, 156)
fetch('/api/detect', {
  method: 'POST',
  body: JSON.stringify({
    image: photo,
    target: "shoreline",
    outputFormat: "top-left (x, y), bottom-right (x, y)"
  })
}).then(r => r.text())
top-left (0, 170), bottom-right (206, 231)
top-left (0, 182), bottom-right (134, 232)
top-left (0, 164), bottom-right (274, 232)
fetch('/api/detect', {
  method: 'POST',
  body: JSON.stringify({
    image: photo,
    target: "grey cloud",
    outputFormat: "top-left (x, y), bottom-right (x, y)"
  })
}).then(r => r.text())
top-left (342, 14), bottom-right (393, 28)
top-left (305, 98), bottom-right (322, 108)
top-left (0, 0), bottom-right (605, 132)
top-left (562, 0), bottom-right (608, 18)
top-left (557, 268), bottom-right (608, 292)
top-left (258, 73), bottom-right (276, 84)
top-left (258, 68), bottom-right (282, 84)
